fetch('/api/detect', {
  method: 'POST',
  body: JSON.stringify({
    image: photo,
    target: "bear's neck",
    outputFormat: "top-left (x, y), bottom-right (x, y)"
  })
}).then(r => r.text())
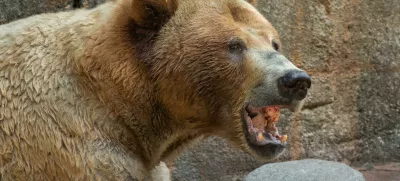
top-left (74, 2), bottom-right (202, 169)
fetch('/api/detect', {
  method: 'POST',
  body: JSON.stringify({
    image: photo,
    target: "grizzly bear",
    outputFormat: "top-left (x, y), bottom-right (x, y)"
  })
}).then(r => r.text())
top-left (0, 0), bottom-right (311, 180)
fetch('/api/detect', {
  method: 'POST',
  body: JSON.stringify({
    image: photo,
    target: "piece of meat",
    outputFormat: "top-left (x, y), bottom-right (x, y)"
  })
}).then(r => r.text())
top-left (249, 105), bottom-right (288, 143)
top-left (280, 135), bottom-right (287, 143)
top-left (263, 106), bottom-right (280, 122)
top-left (263, 106), bottom-right (280, 134)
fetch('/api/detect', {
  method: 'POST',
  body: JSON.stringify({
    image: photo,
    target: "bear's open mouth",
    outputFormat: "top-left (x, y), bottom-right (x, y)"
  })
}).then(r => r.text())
top-left (243, 105), bottom-right (287, 146)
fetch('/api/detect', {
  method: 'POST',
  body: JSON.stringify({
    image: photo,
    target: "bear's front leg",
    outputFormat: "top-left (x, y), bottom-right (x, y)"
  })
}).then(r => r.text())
top-left (148, 162), bottom-right (171, 181)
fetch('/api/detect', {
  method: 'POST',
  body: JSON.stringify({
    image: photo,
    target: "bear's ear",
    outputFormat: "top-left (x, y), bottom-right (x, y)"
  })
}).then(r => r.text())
top-left (246, 0), bottom-right (257, 6)
top-left (129, 0), bottom-right (178, 29)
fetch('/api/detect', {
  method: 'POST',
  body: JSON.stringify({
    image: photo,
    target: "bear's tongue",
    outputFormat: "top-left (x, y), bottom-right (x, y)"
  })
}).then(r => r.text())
top-left (246, 105), bottom-right (287, 144)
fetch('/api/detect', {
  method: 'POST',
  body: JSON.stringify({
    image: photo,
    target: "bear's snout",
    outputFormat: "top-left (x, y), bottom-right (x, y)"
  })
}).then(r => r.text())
top-left (245, 50), bottom-right (311, 108)
top-left (278, 70), bottom-right (311, 100)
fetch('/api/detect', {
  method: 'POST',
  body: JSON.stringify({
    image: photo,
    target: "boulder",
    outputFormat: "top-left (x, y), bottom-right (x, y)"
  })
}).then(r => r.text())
top-left (245, 159), bottom-right (365, 181)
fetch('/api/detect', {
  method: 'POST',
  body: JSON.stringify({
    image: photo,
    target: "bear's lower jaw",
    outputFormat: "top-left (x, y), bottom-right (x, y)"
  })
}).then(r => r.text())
top-left (240, 104), bottom-right (288, 159)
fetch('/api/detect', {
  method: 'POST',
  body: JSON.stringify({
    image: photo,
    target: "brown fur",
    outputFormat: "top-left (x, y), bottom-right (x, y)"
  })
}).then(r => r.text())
top-left (0, 0), bottom-right (284, 180)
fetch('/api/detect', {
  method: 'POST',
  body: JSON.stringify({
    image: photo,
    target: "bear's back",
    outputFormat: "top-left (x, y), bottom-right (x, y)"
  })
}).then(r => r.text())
top-left (0, 3), bottom-right (122, 180)
top-left (0, 6), bottom-right (99, 115)
top-left (0, 2), bottom-right (116, 105)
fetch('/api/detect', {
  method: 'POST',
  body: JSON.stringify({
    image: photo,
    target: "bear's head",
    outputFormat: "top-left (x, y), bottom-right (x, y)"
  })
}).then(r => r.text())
top-left (123, 0), bottom-right (311, 160)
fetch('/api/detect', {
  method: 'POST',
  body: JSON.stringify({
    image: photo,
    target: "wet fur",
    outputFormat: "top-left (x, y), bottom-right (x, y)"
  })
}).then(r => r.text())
top-left (0, 0), bottom-right (281, 180)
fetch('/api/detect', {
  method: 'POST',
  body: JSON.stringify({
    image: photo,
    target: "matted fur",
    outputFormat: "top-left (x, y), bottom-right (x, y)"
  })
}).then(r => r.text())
top-left (0, 0), bottom-right (287, 180)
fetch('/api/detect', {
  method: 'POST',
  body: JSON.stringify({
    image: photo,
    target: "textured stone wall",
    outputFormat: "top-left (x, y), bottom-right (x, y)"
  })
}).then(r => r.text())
top-left (1, 0), bottom-right (399, 180)
top-left (0, 0), bottom-right (107, 24)
top-left (259, 0), bottom-right (400, 164)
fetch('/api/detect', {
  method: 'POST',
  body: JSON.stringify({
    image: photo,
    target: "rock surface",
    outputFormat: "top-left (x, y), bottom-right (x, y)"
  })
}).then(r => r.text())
top-left (0, 0), bottom-right (107, 24)
top-left (244, 159), bottom-right (365, 181)
top-left (170, 137), bottom-right (263, 181)
top-left (0, 0), bottom-right (74, 24)
top-left (0, 0), bottom-right (399, 180)
top-left (256, 0), bottom-right (400, 164)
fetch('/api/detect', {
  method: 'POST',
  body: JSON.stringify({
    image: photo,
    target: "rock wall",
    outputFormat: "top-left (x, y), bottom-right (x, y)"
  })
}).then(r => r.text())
top-left (1, 0), bottom-right (399, 180)
top-left (0, 0), bottom-right (107, 24)
top-left (259, 0), bottom-right (400, 164)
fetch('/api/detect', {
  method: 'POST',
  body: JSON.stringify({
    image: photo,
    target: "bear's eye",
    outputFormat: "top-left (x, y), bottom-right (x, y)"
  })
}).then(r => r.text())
top-left (272, 41), bottom-right (280, 51)
top-left (228, 39), bottom-right (246, 55)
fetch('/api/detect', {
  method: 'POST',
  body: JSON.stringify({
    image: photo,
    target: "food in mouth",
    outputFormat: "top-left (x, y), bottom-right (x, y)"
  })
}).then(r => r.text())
top-left (245, 105), bottom-right (287, 145)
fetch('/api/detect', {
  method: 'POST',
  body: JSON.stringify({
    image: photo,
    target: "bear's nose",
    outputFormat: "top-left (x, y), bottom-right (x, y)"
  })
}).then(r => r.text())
top-left (278, 70), bottom-right (311, 100)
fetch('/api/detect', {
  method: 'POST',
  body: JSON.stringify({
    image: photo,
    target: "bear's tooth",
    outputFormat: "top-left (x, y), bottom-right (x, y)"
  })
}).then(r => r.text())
top-left (280, 135), bottom-right (287, 143)
top-left (257, 132), bottom-right (264, 142)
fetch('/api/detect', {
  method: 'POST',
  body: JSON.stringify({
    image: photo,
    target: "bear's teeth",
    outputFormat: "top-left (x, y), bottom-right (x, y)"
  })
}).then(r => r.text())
top-left (257, 132), bottom-right (264, 142)
top-left (280, 135), bottom-right (288, 143)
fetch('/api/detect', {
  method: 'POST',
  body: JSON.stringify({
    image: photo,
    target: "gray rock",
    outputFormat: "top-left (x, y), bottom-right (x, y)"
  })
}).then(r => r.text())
top-left (0, 0), bottom-right (74, 24)
top-left (303, 77), bottom-right (334, 109)
top-left (245, 159), bottom-right (365, 181)
top-left (81, 0), bottom-right (109, 9)
top-left (354, 0), bottom-right (400, 163)
top-left (0, 0), bottom-right (109, 24)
